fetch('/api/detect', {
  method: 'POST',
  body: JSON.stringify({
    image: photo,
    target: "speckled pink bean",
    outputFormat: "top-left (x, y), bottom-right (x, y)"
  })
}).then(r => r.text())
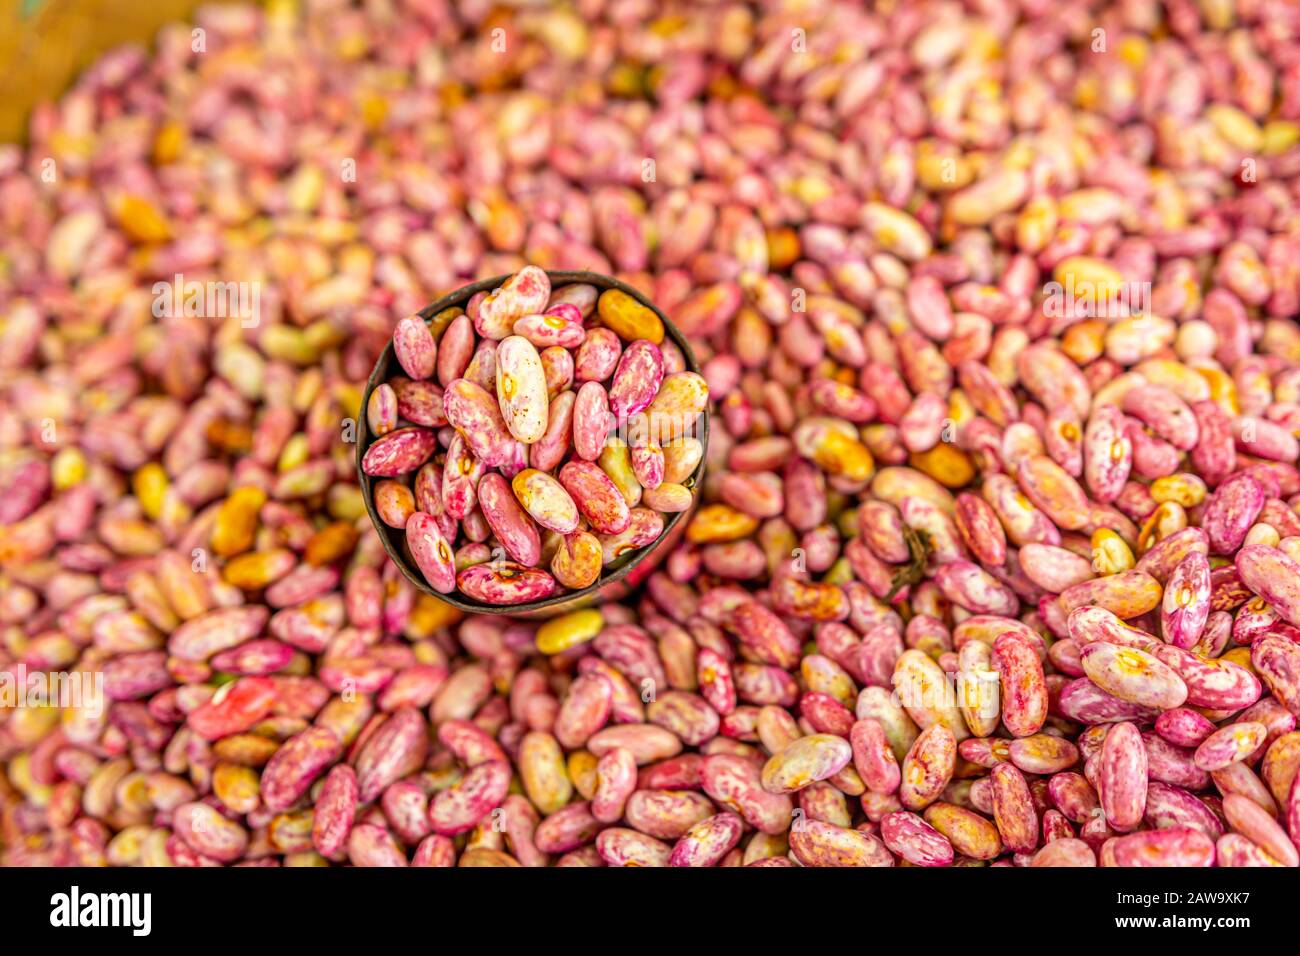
top-left (990, 762), bottom-right (1038, 853)
top-left (851, 718), bottom-right (901, 795)
top-left (102, 650), bottom-right (171, 700)
top-left (347, 824), bottom-right (407, 867)
top-left (554, 673), bottom-right (614, 749)
top-left (443, 378), bottom-right (519, 468)
top-left (392, 378), bottom-right (446, 427)
top-left (1251, 636), bottom-right (1300, 719)
top-left (954, 492), bottom-right (1008, 566)
top-left (367, 383), bottom-right (398, 436)
top-left (261, 726), bottom-right (343, 811)
top-left (592, 747), bottom-right (638, 823)
top-left (857, 501), bottom-right (910, 563)
top-left (428, 760), bottom-right (511, 836)
top-left (361, 426), bottom-right (439, 477)
top-left (464, 339), bottom-right (498, 391)
top-left (700, 753), bottom-right (793, 835)
top-left (513, 311), bottom-right (585, 349)
top-left (1031, 838), bottom-right (1096, 867)
top-left (1194, 723), bottom-right (1268, 772)
top-left (547, 282), bottom-right (598, 317)
top-left (1018, 543), bottom-right (1093, 593)
top-left (1047, 772), bottom-right (1099, 824)
top-left (1236, 544), bottom-right (1300, 629)
top-left (210, 639), bottom-right (293, 676)
top-left (393, 315), bottom-right (436, 380)
top-left (409, 464), bottom-right (452, 537)
top-left (574, 328), bottom-right (622, 382)
top-left (496, 335), bottom-right (550, 444)
top-left (311, 764), bottom-right (358, 859)
top-left (1161, 551), bottom-right (1211, 649)
top-left (1222, 793), bottom-right (1299, 867)
top-left (498, 795), bottom-right (546, 867)
top-left (381, 779), bottom-right (431, 843)
top-left (373, 480), bottom-right (415, 529)
top-left (596, 828), bottom-right (672, 867)
top-left (588, 724), bottom-right (683, 765)
top-left (809, 379), bottom-right (877, 422)
top-left (512, 468), bottom-right (579, 534)
top-left (1081, 642), bottom-right (1187, 710)
top-left (726, 601), bottom-right (803, 670)
top-left (558, 460), bottom-right (631, 534)
top-left (648, 691), bottom-right (720, 747)
top-left (1212, 762), bottom-right (1277, 817)
top-left (1216, 833), bottom-right (1285, 867)
top-left (441, 434), bottom-right (483, 520)
top-left (1109, 827), bottom-right (1214, 867)
top-left (668, 812), bottom-right (744, 867)
top-left (760, 733), bottom-right (852, 795)
top-left (265, 565), bottom-right (340, 609)
top-left (880, 810), bottom-right (954, 866)
top-left (992, 633), bottom-right (1048, 738)
top-left (172, 802), bottom-right (248, 862)
top-left (898, 725), bottom-right (956, 811)
top-left (406, 512), bottom-right (456, 594)
top-left (608, 340), bottom-right (665, 419)
top-left (534, 801), bottom-right (602, 854)
top-left (437, 719), bottom-right (507, 767)
top-left (900, 498), bottom-right (969, 563)
top-left (789, 820), bottom-right (894, 867)
top-left (355, 708), bottom-right (428, 803)
top-left (1191, 399), bottom-right (1237, 486)
top-left (1143, 731), bottom-right (1211, 791)
top-left (1156, 708), bottom-right (1217, 748)
top-left (1009, 734), bottom-right (1079, 774)
top-left (1142, 781), bottom-right (1222, 840)
top-left (540, 345), bottom-right (574, 398)
top-left (982, 474), bottom-right (1060, 547)
top-left (573, 381), bottom-right (614, 461)
top-left (637, 754), bottom-right (704, 791)
top-left (933, 561), bottom-right (1018, 616)
top-left (1203, 474), bottom-right (1266, 555)
top-left (436, 314), bottom-right (475, 386)
top-left (430, 666), bottom-right (493, 727)
top-left (1099, 722), bottom-right (1147, 832)
top-left (1058, 569), bottom-right (1163, 618)
top-left (898, 392), bottom-right (947, 453)
top-left (630, 443), bottom-right (665, 490)
top-left (476, 266), bottom-right (551, 338)
top-left (168, 606), bottom-right (270, 661)
top-left (531, 390), bottom-right (576, 472)
top-left (1122, 385), bottom-right (1199, 450)
top-left (477, 472), bottom-right (541, 566)
top-left (1083, 404), bottom-right (1132, 503)
top-left (1235, 416), bottom-right (1300, 462)
top-left (696, 648), bottom-right (737, 716)
top-left (376, 662), bottom-right (446, 712)
top-left (1151, 644), bottom-right (1262, 711)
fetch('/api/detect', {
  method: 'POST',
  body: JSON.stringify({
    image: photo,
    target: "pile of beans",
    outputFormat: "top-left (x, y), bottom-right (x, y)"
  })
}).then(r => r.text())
top-left (3, 0), bottom-right (1300, 867)
top-left (363, 267), bottom-right (708, 604)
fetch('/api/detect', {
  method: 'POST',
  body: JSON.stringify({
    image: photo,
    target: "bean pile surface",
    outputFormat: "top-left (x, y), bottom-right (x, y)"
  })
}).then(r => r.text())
top-left (2, 0), bottom-right (1300, 867)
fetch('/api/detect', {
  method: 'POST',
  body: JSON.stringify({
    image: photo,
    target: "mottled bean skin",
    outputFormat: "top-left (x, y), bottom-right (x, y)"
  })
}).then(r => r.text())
top-left (993, 633), bottom-right (1047, 738)
top-left (1099, 722), bottom-right (1147, 833)
top-left (13, 2), bottom-right (1300, 876)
